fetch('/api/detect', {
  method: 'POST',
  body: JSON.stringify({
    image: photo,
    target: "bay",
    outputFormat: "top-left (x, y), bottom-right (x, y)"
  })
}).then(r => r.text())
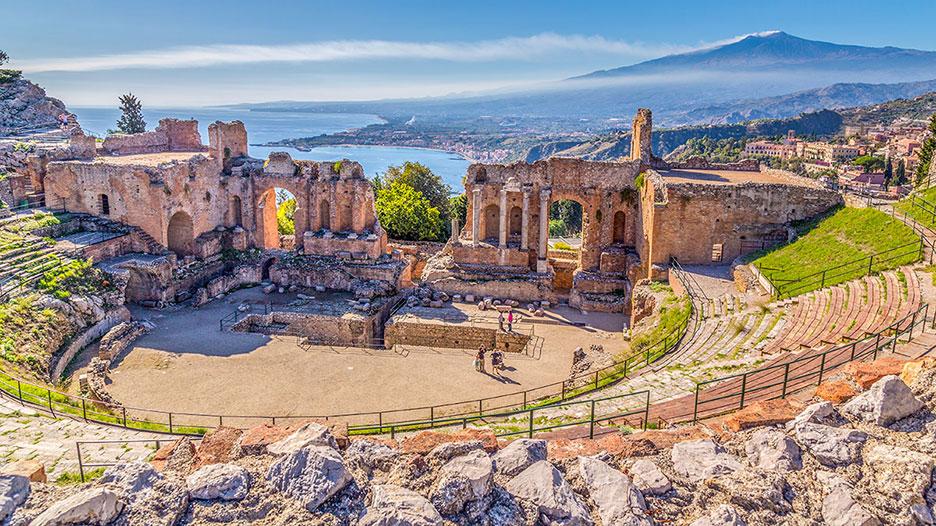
top-left (71, 107), bottom-right (471, 190)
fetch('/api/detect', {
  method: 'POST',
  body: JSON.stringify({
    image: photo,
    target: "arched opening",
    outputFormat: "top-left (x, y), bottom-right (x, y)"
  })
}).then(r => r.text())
top-left (99, 194), bottom-right (110, 216)
top-left (613, 210), bottom-right (626, 244)
top-left (509, 205), bottom-right (522, 237)
top-left (257, 188), bottom-right (296, 249)
top-left (320, 200), bottom-right (331, 230)
top-left (548, 199), bottom-right (584, 292)
top-left (483, 204), bottom-right (500, 241)
top-left (261, 257), bottom-right (277, 281)
top-left (167, 211), bottom-right (194, 257)
top-left (228, 196), bottom-right (243, 227)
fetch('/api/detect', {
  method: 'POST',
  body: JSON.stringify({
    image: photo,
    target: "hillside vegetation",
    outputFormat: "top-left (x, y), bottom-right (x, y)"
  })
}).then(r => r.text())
top-left (895, 187), bottom-right (936, 229)
top-left (754, 207), bottom-right (919, 296)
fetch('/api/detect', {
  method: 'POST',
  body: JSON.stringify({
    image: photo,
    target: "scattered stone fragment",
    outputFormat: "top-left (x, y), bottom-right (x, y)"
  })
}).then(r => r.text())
top-left (505, 461), bottom-right (592, 526)
top-left (841, 375), bottom-right (925, 426)
top-left (266, 422), bottom-right (338, 455)
top-left (794, 423), bottom-right (867, 467)
top-left (819, 472), bottom-right (880, 526)
top-left (186, 463), bottom-right (251, 501)
top-left (0, 474), bottom-right (29, 522)
top-left (671, 439), bottom-right (742, 483)
top-left (816, 380), bottom-right (859, 404)
top-left (100, 462), bottom-right (160, 494)
top-left (31, 487), bottom-right (124, 526)
top-left (723, 399), bottom-right (798, 432)
top-left (785, 401), bottom-right (840, 430)
top-left (688, 504), bottom-right (746, 526)
top-left (492, 439), bottom-right (547, 477)
top-left (744, 427), bottom-right (802, 471)
top-left (431, 449), bottom-right (494, 516)
top-left (345, 439), bottom-right (400, 477)
top-left (629, 459), bottom-right (671, 495)
top-left (1, 459), bottom-right (46, 483)
top-left (360, 484), bottom-right (443, 526)
top-left (901, 357), bottom-right (936, 387)
top-left (577, 456), bottom-right (650, 526)
top-left (266, 445), bottom-right (353, 512)
top-left (844, 356), bottom-right (907, 389)
top-left (864, 444), bottom-right (934, 521)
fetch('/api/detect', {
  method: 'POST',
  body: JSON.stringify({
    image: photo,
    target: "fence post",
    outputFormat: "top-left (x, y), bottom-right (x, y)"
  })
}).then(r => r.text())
top-left (820, 270), bottom-right (826, 289)
top-left (430, 406), bottom-right (434, 428)
top-left (169, 413), bottom-right (173, 434)
top-left (561, 382), bottom-right (566, 401)
top-left (644, 391), bottom-right (651, 430)
top-left (528, 409), bottom-right (534, 438)
top-left (522, 391), bottom-right (527, 409)
top-left (850, 341), bottom-right (857, 361)
top-left (378, 412), bottom-right (382, 434)
top-left (81, 398), bottom-right (87, 421)
top-left (16, 380), bottom-right (22, 403)
top-left (594, 372), bottom-right (599, 390)
top-left (817, 353), bottom-right (827, 385)
top-left (739, 373), bottom-right (748, 410)
top-left (77, 443), bottom-right (84, 483)
top-left (588, 400), bottom-right (596, 439)
top-left (47, 390), bottom-right (54, 416)
top-left (692, 384), bottom-right (700, 423)
top-left (867, 255), bottom-right (874, 275)
top-left (122, 407), bottom-right (127, 427)
top-left (781, 363), bottom-right (790, 398)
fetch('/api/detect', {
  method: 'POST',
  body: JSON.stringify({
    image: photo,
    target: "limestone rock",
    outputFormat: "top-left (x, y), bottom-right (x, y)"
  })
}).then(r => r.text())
top-left (820, 473), bottom-right (880, 526)
top-left (629, 459), bottom-right (671, 495)
top-left (901, 357), bottom-right (936, 387)
top-left (723, 399), bottom-right (798, 432)
top-left (577, 456), bottom-right (650, 526)
top-left (785, 401), bottom-right (840, 430)
top-left (266, 422), bottom-right (338, 455)
top-left (431, 449), bottom-right (494, 516)
top-left (426, 440), bottom-right (485, 465)
top-left (504, 460), bottom-right (592, 526)
top-left (816, 380), bottom-right (859, 404)
top-left (841, 375), bottom-right (925, 426)
top-left (689, 504), bottom-right (747, 526)
top-left (794, 423), bottom-right (867, 467)
top-left (360, 484), bottom-right (443, 526)
top-left (865, 444), bottom-right (934, 522)
top-left (100, 462), bottom-right (160, 494)
top-left (671, 439), bottom-right (742, 483)
top-left (0, 474), bottom-right (29, 522)
top-left (708, 468), bottom-right (791, 516)
top-left (31, 487), bottom-right (124, 526)
top-left (186, 463), bottom-right (251, 501)
top-left (744, 427), bottom-right (802, 471)
top-left (844, 356), bottom-right (907, 389)
top-left (266, 445), bottom-right (352, 511)
top-left (193, 426), bottom-right (243, 467)
top-left (492, 439), bottom-right (547, 477)
top-left (345, 439), bottom-right (400, 477)
top-left (1, 460), bottom-right (46, 483)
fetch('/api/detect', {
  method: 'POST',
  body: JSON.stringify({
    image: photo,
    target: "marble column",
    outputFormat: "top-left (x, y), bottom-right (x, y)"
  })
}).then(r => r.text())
top-left (471, 188), bottom-right (481, 246)
top-left (498, 188), bottom-right (508, 248)
top-left (450, 217), bottom-right (460, 243)
top-left (520, 190), bottom-right (530, 251)
top-left (537, 189), bottom-right (550, 273)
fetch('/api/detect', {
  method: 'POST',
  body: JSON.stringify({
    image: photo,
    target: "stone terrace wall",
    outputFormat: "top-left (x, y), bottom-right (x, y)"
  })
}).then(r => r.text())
top-left (101, 118), bottom-right (204, 156)
top-left (232, 310), bottom-right (374, 346)
top-left (384, 317), bottom-right (530, 352)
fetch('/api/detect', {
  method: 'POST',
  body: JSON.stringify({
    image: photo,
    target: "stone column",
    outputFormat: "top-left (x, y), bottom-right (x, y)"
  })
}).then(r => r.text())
top-left (498, 188), bottom-right (508, 249)
top-left (450, 217), bottom-right (460, 244)
top-left (520, 190), bottom-right (530, 251)
top-left (537, 189), bottom-right (550, 273)
top-left (471, 188), bottom-right (481, 247)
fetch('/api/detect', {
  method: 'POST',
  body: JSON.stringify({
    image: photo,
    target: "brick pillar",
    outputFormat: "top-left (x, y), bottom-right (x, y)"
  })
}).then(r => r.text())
top-left (520, 190), bottom-right (530, 251)
top-left (537, 189), bottom-right (550, 273)
top-left (498, 188), bottom-right (508, 249)
top-left (471, 188), bottom-right (481, 247)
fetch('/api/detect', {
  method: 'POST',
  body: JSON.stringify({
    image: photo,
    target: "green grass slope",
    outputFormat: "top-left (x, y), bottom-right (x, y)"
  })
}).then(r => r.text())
top-left (754, 207), bottom-right (919, 297)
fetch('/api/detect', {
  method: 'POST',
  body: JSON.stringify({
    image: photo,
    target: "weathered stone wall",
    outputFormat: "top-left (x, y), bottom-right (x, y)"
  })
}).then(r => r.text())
top-left (233, 310), bottom-right (375, 346)
top-left (101, 119), bottom-right (204, 156)
top-left (384, 318), bottom-right (530, 352)
top-left (49, 306), bottom-right (130, 380)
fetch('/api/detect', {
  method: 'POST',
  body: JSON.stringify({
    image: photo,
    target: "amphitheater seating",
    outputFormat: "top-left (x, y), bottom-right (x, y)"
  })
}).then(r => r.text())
top-left (0, 216), bottom-right (74, 299)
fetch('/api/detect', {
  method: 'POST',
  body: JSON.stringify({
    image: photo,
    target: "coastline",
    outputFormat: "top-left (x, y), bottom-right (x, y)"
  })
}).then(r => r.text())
top-left (255, 141), bottom-right (475, 163)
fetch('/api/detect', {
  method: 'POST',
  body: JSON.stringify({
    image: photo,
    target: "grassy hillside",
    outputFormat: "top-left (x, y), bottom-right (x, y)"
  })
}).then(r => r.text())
top-left (754, 207), bottom-right (919, 296)
top-left (894, 187), bottom-right (936, 229)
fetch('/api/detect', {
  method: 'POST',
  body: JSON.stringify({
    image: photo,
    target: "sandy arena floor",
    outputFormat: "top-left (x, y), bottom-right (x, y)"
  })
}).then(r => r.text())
top-left (101, 288), bottom-right (629, 424)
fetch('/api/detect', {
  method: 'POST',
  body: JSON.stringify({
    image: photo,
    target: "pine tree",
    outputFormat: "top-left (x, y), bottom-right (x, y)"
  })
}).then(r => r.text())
top-left (883, 158), bottom-right (893, 189)
top-left (895, 160), bottom-right (907, 186)
top-left (115, 93), bottom-right (146, 134)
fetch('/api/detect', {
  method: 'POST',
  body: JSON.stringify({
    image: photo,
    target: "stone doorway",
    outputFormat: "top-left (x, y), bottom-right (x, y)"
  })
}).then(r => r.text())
top-left (167, 211), bottom-right (194, 257)
top-left (261, 257), bottom-right (277, 281)
top-left (257, 188), bottom-right (296, 250)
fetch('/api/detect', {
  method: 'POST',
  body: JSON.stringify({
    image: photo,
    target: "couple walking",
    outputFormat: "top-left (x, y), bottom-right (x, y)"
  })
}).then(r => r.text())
top-left (474, 345), bottom-right (504, 374)
top-left (498, 310), bottom-right (514, 332)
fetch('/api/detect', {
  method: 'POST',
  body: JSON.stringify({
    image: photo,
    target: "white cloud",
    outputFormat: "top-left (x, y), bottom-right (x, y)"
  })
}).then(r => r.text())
top-left (14, 32), bottom-right (769, 73)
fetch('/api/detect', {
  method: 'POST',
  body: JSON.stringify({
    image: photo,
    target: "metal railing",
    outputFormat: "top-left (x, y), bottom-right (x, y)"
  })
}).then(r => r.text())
top-left (887, 206), bottom-right (936, 265)
top-left (690, 303), bottom-right (928, 422)
top-left (756, 238), bottom-right (924, 299)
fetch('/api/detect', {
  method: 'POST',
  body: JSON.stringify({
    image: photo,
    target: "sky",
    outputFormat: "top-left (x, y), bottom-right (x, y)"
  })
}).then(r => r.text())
top-left (6, 0), bottom-right (936, 106)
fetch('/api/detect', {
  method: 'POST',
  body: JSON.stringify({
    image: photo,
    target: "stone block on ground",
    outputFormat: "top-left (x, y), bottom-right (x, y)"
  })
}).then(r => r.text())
top-left (492, 439), bottom-right (546, 477)
top-left (0, 475), bottom-right (29, 522)
top-left (577, 456), bottom-right (650, 526)
top-left (237, 424), bottom-right (294, 456)
top-left (30, 487), bottom-right (124, 526)
top-left (401, 430), bottom-right (498, 455)
top-left (819, 472), bottom-right (880, 526)
top-left (629, 459), bottom-right (671, 496)
top-left (186, 463), bottom-right (251, 501)
top-left (841, 375), bottom-right (925, 426)
top-left (266, 445), bottom-right (352, 512)
top-left (193, 426), bottom-right (243, 467)
top-left (745, 427), bottom-right (802, 471)
top-left (901, 357), bottom-right (936, 387)
top-left (844, 356), bottom-right (907, 389)
top-left (504, 461), bottom-right (592, 526)
top-left (785, 401), bottom-right (841, 431)
top-left (816, 380), bottom-right (859, 404)
top-left (430, 449), bottom-right (494, 517)
top-left (267, 422), bottom-right (339, 455)
top-left (359, 484), bottom-right (443, 526)
top-left (794, 423), bottom-right (867, 467)
top-left (723, 399), bottom-right (799, 432)
top-left (671, 439), bottom-right (742, 483)
top-left (1, 459), bottom-right (46, 483)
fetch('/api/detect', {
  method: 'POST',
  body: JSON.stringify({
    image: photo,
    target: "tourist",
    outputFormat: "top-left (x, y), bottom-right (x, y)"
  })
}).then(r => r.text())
top-left (476, 346), bottom-right (487, 373)
top-left (507, 311), bottom-right (514, 332)
top-left (491, 348), bottom-right (504, 373)
top-left (498, 312), bottom-right (504, 331)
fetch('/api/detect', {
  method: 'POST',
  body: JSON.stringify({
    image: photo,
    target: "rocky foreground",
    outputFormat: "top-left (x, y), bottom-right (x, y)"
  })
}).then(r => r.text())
top-left (4, 357), bottom-right (936, 525)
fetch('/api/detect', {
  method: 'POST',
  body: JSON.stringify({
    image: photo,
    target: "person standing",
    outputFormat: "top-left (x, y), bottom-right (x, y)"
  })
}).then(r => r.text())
top-left (507, 311), bottom-right (514, 332)
top-left (477, 346), bottom-right (487, 373)
top-left (498, 312), bottom-right (504, 332)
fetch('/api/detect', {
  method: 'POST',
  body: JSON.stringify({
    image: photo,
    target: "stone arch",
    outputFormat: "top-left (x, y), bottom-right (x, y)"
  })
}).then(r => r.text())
top-left (320, 200), bottom-right (331, 230)
top-left (261, 257), bottom-right (277, 281)
top-left (484, 204), bottom-right (499, 241)
top-left (613, 210), bottom-right (626, 244)
top-left (509, 205), bottom-right (522, 236)
top-left (228, 195), bottom-right (243, 227)
top-left (167, 211), bottom-right (194, 256)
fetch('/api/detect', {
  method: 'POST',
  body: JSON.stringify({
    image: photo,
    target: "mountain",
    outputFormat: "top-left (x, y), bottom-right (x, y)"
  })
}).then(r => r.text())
top-left (241, 32), bottom-right (936, 130)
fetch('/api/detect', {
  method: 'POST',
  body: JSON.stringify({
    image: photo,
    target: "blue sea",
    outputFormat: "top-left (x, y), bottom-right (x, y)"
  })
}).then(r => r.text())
top-left (71, 107), bottom-right (471, 189)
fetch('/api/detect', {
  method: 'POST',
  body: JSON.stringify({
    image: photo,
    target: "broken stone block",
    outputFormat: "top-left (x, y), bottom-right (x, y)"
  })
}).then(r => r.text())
top-left (314, 285), bottom-right (326, 293)
top-left (429, 300), bottom-right (443, 308)
top-left (492, 439), bottom-right (547, 477)
top-left (186, 463), bottom-right (251, 501)
top-left (535, 309), bottom-right (545, 317)
top-left (452, 294), bottom-right (462, 302)
top-left (841, 375), bottom-right (925, 426)
top-left (794, 423), bottom-right (867, 467)
top-left (671, 439), bottom-right (742, 483)
top-left (263, 284), bottom-right (276, 294)
top-left (478, 301), bottom-right (486, 310)
top-left (347, 233), bottom-right (359, 240)
top-left (629, 459), bottom-right (671, 496)
top-left (464, 294), bottom-right (475, 303)
top-left (421, 298), bottom-right (431, 307)
top-left (744, 427), bottom-right (802, 471)
top-left (322, 230), bottom-right (334, 239)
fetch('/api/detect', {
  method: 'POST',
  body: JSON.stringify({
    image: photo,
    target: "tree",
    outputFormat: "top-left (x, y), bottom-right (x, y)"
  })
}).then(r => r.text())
top-left (449, 193), bottom-right (467, 229)
top-left (0, 50), bottom-right (8, 66)
top-left (277, 198), bottom-right (296, 236)
top-left (375, 162), bottom-right (451, 218)
top-left (895, 160), bottom-right (907, 186)
top-left (375, 180), bottom-right (443, 241)
top-left (115, 93), bottom-right (146, 134)
top-left (916, 114), bottom-right (936, 186)
top-left (883, 158), bottom-right (893, 189)
top-left (853, 155), bottom-right (885, 173)
top-left (0, 49), bottom-right (22, 83)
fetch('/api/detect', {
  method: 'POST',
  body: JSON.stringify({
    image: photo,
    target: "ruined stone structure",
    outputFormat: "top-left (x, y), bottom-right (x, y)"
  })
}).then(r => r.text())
top-left (424, 109), bottom-right (843, 313)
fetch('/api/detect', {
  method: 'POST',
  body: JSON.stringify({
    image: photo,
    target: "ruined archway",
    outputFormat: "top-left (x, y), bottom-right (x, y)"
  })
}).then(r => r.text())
top-left (228, 196), bottom-right (243, 227)
top-left (257, 188), bottom-right (296, 249)
top-left (548, 199), bottom-right (584, 292)
top-left (613, 210), bottom-right (626, 244)
top-left (261, 257), bottom-right (277, 281)
top-left (167, 211), bottom-right (194, 257)
top-left (509, 205), bottom-right (522, 237)
top-left (484, 204), bottom-right (500, 241)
